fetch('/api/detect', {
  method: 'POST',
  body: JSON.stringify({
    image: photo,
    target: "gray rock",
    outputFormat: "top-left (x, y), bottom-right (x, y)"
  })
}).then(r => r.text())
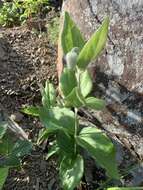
top-left (60, 0), bottom-right (143, 186)
top-left (61, 0), bottom-right (143, 93)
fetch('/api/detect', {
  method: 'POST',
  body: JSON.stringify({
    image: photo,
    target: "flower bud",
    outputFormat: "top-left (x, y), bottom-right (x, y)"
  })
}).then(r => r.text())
top-left (65, 47), bottom-right (79, 69)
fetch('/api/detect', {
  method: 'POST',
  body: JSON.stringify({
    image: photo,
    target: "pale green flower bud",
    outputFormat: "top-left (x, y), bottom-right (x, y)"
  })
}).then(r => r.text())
top-left (66, 47), bottom-right (79, 69)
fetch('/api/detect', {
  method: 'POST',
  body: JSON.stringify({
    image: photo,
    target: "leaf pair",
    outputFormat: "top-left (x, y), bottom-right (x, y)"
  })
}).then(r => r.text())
top-left (41, 81), bottom-right (56, 108)
top-left (61, 12), bottom-right (109, 69)
top-left (76, 127), bottom-right (119, 179)
top-left (60, 68), bottom-right (105, 110)
top-left (0, 122), bottom-right (32, 189)
top-left (39, 107), bottom-right (75, 135)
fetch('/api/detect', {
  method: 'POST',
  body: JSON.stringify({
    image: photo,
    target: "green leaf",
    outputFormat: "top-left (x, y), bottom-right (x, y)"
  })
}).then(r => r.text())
top-left (77, 17), bottom-right (109, 69)
top-left (56, 131), bottom-right (75, 157)
top-left (0, 122), bottom-right (7, 139)
top-left (0, 134), bottom-right (14, 155)
top-left (47, 82), bottom-right (56, 106)
top-left (65, 87), bottom-right (85, 108)
top-left (76, 127), bottom-right (119, 179)
top-left (107, 188), bottom-right (143, 190)
top-left (37, 128), bottom-right (50, 145)
top-left (80, 70), bottom-right (93, 97)
top-left (85, 97), bottom-right (105, 110)
top-left (59, 154), bottom-right (84, 190)
top-left (39, 108), bottom-right (62, 133)
top-left (1, 140), bottom-right (32, 167)
top-left (46, 142), bottom-right (59, 160)
top-left (0, 167), bottom-right (9, 190)
top-left (39, 107), bottom-right (75, 135)
top-left (60, 68), bottom-right (77, 97)
top-left (42, 81), bottom-right (56, 108)
top-left (1, 155), bottom-right (20, 168)
top-left (61, 11), bottom-right (85, 54)
top-left (22, 106), bottom-right (40, 116)
top-left (11, 139), bottom-right (32, 158)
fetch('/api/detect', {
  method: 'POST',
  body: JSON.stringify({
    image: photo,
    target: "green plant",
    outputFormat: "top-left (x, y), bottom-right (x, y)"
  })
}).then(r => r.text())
top-left (0, 1), bottom-right (21, 26)
top-left (0, 121), bottom-right (32, 189)
top-left (19, 0), bottom-right (50, 23)
top-left (0, 0), bottom-right (50, 26)
top-left (47, 16), bottom-right (59, 44)
top-left (23, 12), bottom-right (119, 190)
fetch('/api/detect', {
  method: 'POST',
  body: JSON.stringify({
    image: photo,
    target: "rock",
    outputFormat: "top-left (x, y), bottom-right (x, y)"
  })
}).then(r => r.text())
top-left (0, 105), bottom-right (28, 140)
top-left (60, 0), bottom-right (143, 93)
top-left (10, 112), bottom-right (24, 123)
top-left (59, 0), bottom-right (143, 186)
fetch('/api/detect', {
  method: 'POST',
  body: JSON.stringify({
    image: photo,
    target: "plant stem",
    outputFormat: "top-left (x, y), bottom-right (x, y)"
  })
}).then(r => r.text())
top-left (74, 108), bottom-right (78, 154)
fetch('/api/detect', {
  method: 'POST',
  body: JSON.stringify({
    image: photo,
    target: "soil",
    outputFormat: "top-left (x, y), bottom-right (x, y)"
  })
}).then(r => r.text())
top-left (0, 18), bottom-right (60, 189)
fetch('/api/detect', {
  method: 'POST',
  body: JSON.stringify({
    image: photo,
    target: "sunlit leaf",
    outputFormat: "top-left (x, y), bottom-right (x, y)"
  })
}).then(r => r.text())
top-left (61, 11), bottom-right (85, 54)
top-left (42, 81), bottom-right (56, 108)
top-left (65, 87), bottom-right (85, 108)
top-left (39, 107), bottom-right (75, 135)
top-left (77, 17), bottom-right (109, 69)
top-left (59, 154), bottom-right (84, 190)
top-left (22, 106), bottom-right (40, 116)
top-left (60, 68), bottom-right (77, 97)
top-left (46, 142), bottom-right (59, 160)
top-left (76, 127), bottom-right (119, 179)
top-left (80, 70), bottom-right (93, 97)
top-left (85, 97), bottom-right (105, 110)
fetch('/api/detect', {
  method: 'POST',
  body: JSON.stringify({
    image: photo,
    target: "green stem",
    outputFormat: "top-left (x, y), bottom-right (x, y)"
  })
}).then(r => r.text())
top-left (74, 108), bottom-right (78, 154)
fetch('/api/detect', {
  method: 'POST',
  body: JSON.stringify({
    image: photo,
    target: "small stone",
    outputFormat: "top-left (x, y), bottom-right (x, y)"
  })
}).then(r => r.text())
top-left (10, 112), bottom-right (24, 122)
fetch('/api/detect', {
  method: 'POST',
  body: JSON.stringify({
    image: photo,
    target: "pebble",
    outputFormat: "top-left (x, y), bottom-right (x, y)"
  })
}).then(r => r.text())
top-left (10, 112), bottom-right (24, 122)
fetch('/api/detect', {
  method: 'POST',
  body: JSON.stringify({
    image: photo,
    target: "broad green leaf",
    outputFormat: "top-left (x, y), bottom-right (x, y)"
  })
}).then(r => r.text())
top-left (77, 17), bottom-right (109, 69)
top-left (80, 70), bottom-right (93, 97)
top-left (76, 127), bottom-right (119, 179)
top-left (42, 81), bottom-right (56, 108)
top-left (107, 188), bottom-right (143, 190)
top-left (85, 97), bottom-right (105, 110)
top-left (22, 106), bottom-right (40, 116)
top-left (11, 140), bottom-right (32, 158)
top-left (56, 131), bottom-right (75, 157)
top-left (59, 154), bottom-right (84, 190)
top-left (46, 82), bottom-right (56, 106)
top-left (60, 68), bottom-right (77, 97)
top-left (0, 167), bottom-right (9, 189)
top-left (65, 87), bottom-right (85, 108)
top-left (0, 122), bottom-right (7, 139)
top-left (1, 155), bottom-right (20, 168)
top-left (0, 134), bottom-right (14, 155)
top-left (37, 128), bottom-right (51, 145)
top-left (39, 108), bottom-right (63, 134)
top-left (46, 142), bottom-right (59, 160)
top-left (1, 140), bottom-right (32, 168)
top-left (39, 107), bottom-right (75, 135)
top-left (61, 11), bottom-right (85, 54)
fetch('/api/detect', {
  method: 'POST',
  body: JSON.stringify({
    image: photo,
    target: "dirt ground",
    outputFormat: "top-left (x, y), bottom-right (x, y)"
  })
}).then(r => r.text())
top-left (0, 21), bottom-right (60, 189)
